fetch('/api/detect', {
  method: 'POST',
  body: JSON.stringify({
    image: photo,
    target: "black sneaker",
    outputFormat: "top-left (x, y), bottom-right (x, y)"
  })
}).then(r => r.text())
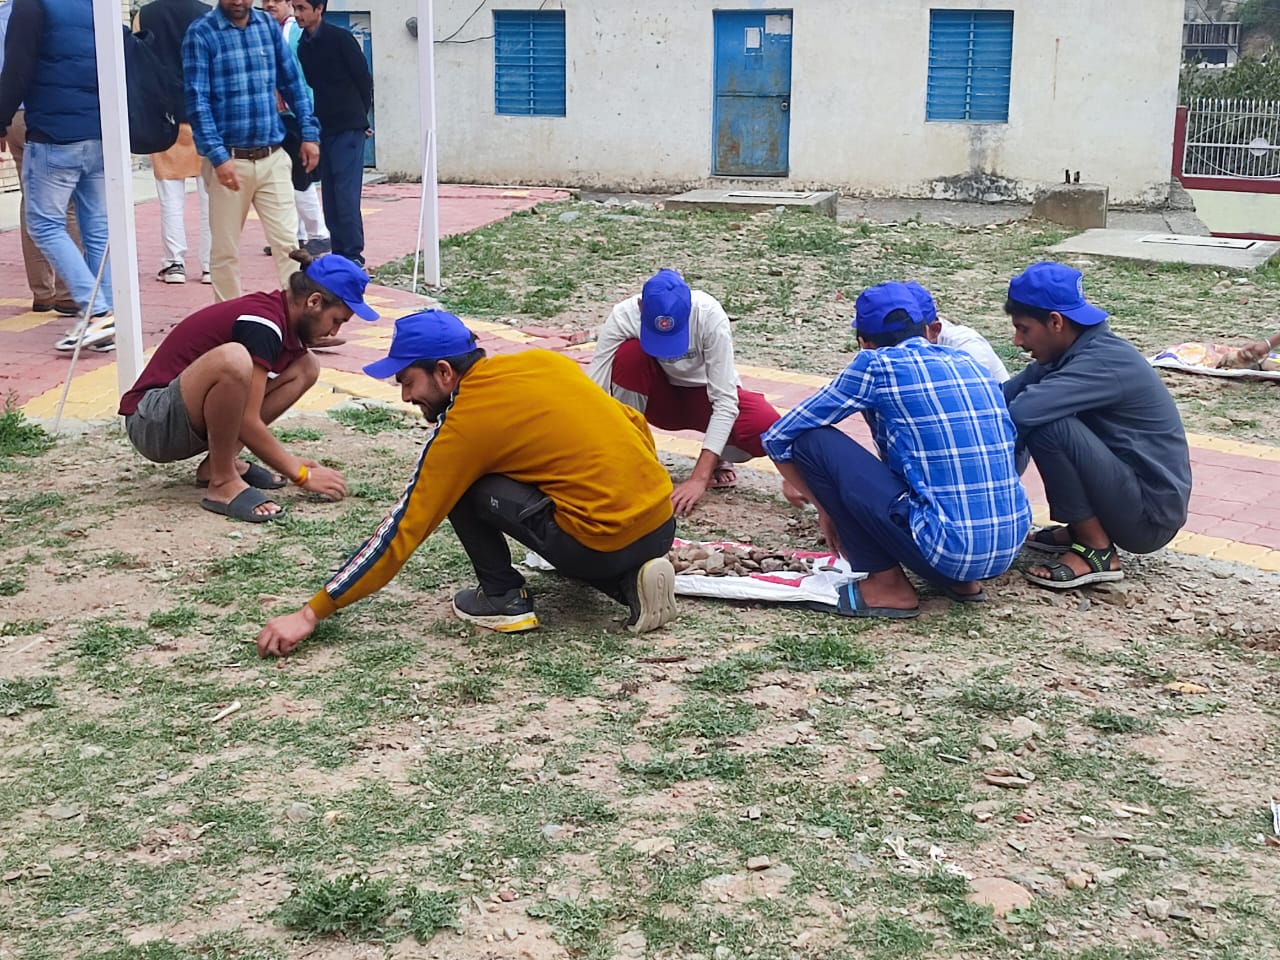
top-left (304, 238), bottom-right (332, 255)
top-left (452, 586), bottom-right (539, 633)
top-left (621, 557), bottom-right (678, 633)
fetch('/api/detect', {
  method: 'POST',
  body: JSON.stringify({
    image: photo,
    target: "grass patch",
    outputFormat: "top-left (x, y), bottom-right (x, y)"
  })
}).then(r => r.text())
top-left (661, 695), bottom-right (758, 740)
top-left (274, 426), bottom-right (324, 443)
top-left (274, 873), bottom-right (458, 942)
top-left (1088, 708), bottom-right (1153, 734)
top-left (771, 631), bottom-right (877, 671)
top-left (620, 748), bottom-right (746, 785)
top-left (0, 676), bottom-right (57, 716)
top-left (954, 668), bottom-right (1040, 716)
top-left (328, 404), bottom-right (409, 435)
top-left (687, 654), bottom-right (770, 694)
top-left (528, 651), bottom-right (597, 698)
top-left (0, 403), bottom-right (54, 464)
top-left (437, 670), bottom-right (498, 705)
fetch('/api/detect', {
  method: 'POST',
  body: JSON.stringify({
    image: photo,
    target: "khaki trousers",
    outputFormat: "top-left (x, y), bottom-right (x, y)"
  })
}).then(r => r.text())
top-left (202, 147), bottom-right (300, 302)
top-left (9, 109), bottom-right (78, 305)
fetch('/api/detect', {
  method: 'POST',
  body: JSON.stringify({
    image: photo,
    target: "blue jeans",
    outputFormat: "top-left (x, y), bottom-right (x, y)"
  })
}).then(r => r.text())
top-left (792, 427), bottom-right (964, 591)
top-left (22, 140), bottom-right (112, 316)
top-left (319, 129), bottom-right (366, 263)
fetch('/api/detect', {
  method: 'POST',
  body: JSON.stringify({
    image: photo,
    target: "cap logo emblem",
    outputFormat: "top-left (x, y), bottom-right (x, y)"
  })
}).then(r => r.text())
top-left (654, 315), bottom-right (676, 332)
top-left (1076, 277), bottom-right (1085, 298)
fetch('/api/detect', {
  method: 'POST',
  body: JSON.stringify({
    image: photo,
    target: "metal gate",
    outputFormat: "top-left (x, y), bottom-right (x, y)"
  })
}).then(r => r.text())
top-left (1182, 98), bottom-right (1280, 180)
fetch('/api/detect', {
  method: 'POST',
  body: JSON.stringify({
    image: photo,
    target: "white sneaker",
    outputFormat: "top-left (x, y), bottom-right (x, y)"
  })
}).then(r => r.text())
top-left (55, 313), bottom-right (115, 352)
top-left (158, 263), bottom-right (186, 284)
top-left (201, 270), bottom-right (212, 285)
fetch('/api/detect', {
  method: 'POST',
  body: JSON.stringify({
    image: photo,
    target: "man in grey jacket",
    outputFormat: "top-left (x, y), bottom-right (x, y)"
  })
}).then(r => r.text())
top-left (1002, 262), bottom-right (1191, 589)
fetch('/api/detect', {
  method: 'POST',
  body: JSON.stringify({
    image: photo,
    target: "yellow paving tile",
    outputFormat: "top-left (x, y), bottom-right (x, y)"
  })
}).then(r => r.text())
top-left (1207, 542), bottom-right (1278, 566)
top-left (21, 359), bottom-right (125, 420)
top-left (0, 311), bottom-right (60, 333)
top-left (0, 297), bottom-right (31, 307)
top-left (1186, 431), bottom-right (1280, 462)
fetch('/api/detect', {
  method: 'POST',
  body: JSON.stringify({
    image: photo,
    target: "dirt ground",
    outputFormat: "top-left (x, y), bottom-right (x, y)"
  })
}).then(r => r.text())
top-left (2, 414), bottom-right (1280, 960)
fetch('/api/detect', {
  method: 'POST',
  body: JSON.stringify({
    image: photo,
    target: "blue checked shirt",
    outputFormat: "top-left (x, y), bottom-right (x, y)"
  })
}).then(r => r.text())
top-left (763, 338), bottom-right (1031, 582)
top-left (182, 6), bottom-right (319, 168)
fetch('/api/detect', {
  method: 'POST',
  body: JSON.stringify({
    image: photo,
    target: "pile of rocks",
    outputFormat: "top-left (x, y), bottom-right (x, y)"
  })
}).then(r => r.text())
top-left (669, 542), bottom-right (812, 577)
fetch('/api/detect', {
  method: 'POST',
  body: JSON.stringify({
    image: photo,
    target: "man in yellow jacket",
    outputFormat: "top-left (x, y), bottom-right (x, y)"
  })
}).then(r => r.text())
top-left (256, 309), bottom-right (679, 657)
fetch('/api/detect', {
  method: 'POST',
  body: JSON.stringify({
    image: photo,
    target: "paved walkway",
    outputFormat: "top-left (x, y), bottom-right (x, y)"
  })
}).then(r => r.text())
top-left (2, 186), bottom-right (1279, 572)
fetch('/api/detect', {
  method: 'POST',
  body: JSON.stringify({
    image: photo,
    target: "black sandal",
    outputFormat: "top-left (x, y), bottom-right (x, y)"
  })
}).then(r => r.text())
top-left (1025, 542), bottom-right (1123, 590)
top-left (1024, 525), bottom-right (1072, 554)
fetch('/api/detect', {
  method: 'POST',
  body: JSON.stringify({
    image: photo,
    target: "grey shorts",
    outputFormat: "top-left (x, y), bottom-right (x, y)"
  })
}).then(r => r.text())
top-left (124, 377), bottom-right (207, 463)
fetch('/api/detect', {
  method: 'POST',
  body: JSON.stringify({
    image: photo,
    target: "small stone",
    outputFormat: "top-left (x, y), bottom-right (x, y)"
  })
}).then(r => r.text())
top-left (28, 864), bottom-right (52, 879)
top-left (285, 802), bottom-right (315, 822)
top-left (2, 870), bottom-right (23, 883)
top-left (966, 877), bottom-right (1033, 918)
top-left (1094, 867), bottom-right (1128, 886)
top-left (44, 803), bottom-right (81, 821)
top-left (1145, 898), bottom-right (1172, 921)
top-left (558, 211), bottom-right (581, 224)
top-left (746, 855), bottom-right (771, 871)
top-left (1008, 716), bottom-right (1043, 741)
top-left (322, 810), bottom-right (339, 826)
top-left (542, 823), bottom-right (568, 840)
top-left (504, 926), bottom-right (520, 941)
top-left (714, 947), bottom-right (732, 960)
top-left (78, 745), bottom-right (106, 760)
top-left (1131, 844), bottom-right (1169, 861)
top-left (900, 704), bottom-right (916, 720)
top-left (499, 888), bottom-right (517, 902)
top-left (978, 735), bottom-right (999, 752)
top-left (746, 806), bottom-right (761, 821)
top-left (1064, 872), bottom-right (1091, 890)
top-left (1006, 838), bottom-right (1027, 853)
top-left (632, 836), bottom-right (676, 856)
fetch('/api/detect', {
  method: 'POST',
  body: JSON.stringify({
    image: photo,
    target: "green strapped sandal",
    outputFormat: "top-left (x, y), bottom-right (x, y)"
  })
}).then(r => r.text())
top-left (1025, 542), bottom-right (1123, 590)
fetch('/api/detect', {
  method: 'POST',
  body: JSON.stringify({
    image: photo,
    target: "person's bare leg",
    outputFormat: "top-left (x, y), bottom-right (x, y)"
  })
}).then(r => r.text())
top-left (1027, 515), bottom-right (1119, 581)
top-left (178, 344), bottom-right (279, 517)
top-left (857, 565), bottom-right (920, 610)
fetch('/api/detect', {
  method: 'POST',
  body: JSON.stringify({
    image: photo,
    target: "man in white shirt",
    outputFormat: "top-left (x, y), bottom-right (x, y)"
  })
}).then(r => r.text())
top-left (907, 282), bottom-right (1010, 383)
top-left (589, 269), bottom-right (787, 515)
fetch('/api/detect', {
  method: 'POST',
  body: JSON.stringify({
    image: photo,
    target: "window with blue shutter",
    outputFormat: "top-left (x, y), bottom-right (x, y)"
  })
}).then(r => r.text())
top-left (926, 10), bottom-right (1013, 123)
top-left (494, 10), bottom-right (566, 117)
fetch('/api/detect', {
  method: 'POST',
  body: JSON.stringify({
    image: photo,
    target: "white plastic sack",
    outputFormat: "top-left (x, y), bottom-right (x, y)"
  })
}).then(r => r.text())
top-left (524, 538), bottom-right (865, 609)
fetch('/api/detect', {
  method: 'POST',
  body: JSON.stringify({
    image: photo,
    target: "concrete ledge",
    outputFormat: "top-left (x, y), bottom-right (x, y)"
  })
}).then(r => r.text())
top-left (664, 188), bottom-right (839, 218)
top-left (1051, 229), bottom-right (1280, 270)
top-left (1032, 183), bottom-right (1109, 230)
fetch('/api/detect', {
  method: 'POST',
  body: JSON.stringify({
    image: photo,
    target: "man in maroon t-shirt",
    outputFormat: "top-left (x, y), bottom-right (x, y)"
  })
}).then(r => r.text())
top-left (119, 251), bottom-right (378, 521)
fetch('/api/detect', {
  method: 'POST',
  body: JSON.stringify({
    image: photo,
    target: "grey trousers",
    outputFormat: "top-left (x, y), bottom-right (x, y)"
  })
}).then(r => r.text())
top-left (1025, 416), bottom-right (1178, 554)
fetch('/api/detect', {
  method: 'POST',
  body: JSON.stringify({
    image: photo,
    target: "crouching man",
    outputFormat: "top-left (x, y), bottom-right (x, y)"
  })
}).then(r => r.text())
top-left (589, 269), bottom-right (791, 514)
top-left (1003, 262), bottom-right (1192, 588)
top-left (256, 309), bottom-right (679, 657)
top-left (119, 251), bottom-right (377, 521)
top-left (763, 282), bottom-right (1031, 618)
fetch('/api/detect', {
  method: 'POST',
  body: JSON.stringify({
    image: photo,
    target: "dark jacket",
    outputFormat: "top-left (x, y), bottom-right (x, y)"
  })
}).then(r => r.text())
top-left (1003, 323), bottom-right (1192, 531)
top-left (0, 0), bottom-right (99, 143)
top-left (296, 20), bottom-right (373, 135)
top-left (137, 0), bottom-right (210, 122)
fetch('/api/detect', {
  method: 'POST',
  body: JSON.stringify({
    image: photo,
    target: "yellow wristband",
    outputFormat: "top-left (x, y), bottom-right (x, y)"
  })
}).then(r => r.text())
top-left (293, 464), bottom-right (309, 486)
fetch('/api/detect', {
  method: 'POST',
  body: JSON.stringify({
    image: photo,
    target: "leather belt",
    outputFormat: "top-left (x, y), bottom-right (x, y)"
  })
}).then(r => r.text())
top-left (229, 144), bottom-right (280, 161)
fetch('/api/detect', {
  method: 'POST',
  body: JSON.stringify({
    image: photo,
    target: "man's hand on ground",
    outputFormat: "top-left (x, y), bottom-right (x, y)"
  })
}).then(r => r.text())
top-left (214, 159), bottom-right (240, 191)
top-left (256, 605), bottom-right (317, 658)
top-left (671, 476), bottom-right (710, 517)
top-left (302, 464), bottom-right (347, 501)
top-left (781, 479), bottom-right (808, 508)
top-left (300, 141), bottom-right (319, 173)
top-left (817, 509), bottom-right (844, 560)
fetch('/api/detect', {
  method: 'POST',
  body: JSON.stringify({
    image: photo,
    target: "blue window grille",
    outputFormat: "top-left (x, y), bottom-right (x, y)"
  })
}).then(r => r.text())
top-left (926, 10), bottom-right (1013, 123)
top-left (494, 10), bottom-right (566, 117)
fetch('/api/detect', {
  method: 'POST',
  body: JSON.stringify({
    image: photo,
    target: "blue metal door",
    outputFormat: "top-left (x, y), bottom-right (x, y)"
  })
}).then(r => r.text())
top-left (713, 10), bottom-right (793, 177)
top-left (324, 11), bottom-right (376, 167)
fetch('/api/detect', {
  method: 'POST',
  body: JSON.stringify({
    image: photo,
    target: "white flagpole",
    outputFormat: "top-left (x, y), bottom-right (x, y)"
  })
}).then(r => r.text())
top-left (92, 0), bottom-right (143, 395)
top-left (417, 0), bottom-right (441, 288)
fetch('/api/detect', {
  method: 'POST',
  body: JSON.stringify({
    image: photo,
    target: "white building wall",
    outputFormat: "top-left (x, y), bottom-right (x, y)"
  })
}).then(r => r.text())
top-left (381, 0), bottom-right (1183, 204)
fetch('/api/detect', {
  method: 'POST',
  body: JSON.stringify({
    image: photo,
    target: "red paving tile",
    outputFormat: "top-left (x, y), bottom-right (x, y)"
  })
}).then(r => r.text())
top-left (3, 180), bottom-right (1280, 562)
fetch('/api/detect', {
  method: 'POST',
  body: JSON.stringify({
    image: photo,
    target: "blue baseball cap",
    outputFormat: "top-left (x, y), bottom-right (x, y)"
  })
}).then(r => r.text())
top-left (903, 281), bottom-right (939, 323)
top-left (1007, 262), bottom-right (1109, 326)
top-left (639, 269), bottom-right (692, 359)
top-left (852, 282), bottom-right (924, 336)
top-left (362, 309), bottom-right (477, 379)
top-left (305, 255), bottom-right (379, 321)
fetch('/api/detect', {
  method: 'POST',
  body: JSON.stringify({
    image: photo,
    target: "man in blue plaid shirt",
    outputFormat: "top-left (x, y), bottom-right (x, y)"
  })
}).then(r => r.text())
top-left (183, 0), bottom-right (320, 301)
top-left (763, 282), bottom-right (1030, 618)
